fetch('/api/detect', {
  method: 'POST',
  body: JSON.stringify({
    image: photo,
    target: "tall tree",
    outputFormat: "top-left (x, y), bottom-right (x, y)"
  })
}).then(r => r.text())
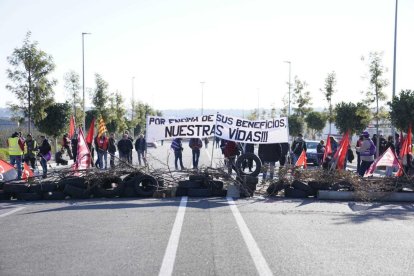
top-left (131, 101), bottom-right (162, 135)
top-left (322, 71), bottom-right (336, 134)
top-left (92, 73), bottom-right (109, 120)
top-left (107, 91), bottom-right (127, 133)
top-left (64, 70), bottom-right (83, 126)
top-left (305, 111), bottom-right (326, 139)
top-left (334, 102), bottom-right (371, 134)
top-left (288, 114), bottom-right (304, 137)
top-left (362, 52), bottom-right (389, 155)
top-left (388, 89), bottom-right (414, 132)
top-left (6, 31), bottom-right (56, 133)
top-left (292, 77), bottom-right (312, 117)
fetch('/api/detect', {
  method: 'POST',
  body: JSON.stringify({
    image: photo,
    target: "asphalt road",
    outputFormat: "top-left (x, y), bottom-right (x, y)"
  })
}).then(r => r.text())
top-left (1, 197), bottom-right (414, 275)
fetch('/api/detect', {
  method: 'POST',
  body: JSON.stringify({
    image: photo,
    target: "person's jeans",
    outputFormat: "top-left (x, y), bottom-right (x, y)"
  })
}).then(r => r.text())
top-left (109, 152), bottom-right (115, 168)
top-left (40, 158), bottom-right (47, 177)
top-left (192, 149), bottom-right (200, 169)
top-left (10, 155), bottom-right (22, 180)
top-left (137, 150), bottom-right (146, 166)
top-left (174, 150), bottom-right (184, 170)
top-left (358, 160), bottom-right (374, 176)
top-left (262, 161), bottom-right (275, 180)
top-left (98, 151), bottom-right (108, 169)
top-left (119, 152), bottom-right (129, 163)
top-left (227, 157), bottom-right (236, 175)
top-left (292, 153), bottom-right (300, 165)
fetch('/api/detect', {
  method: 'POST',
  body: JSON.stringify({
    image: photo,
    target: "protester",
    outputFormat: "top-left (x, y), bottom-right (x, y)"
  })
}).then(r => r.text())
top-left (291, 134), bottom-right (307, 164)
top-left (385, 135), bottom-right (396, 176)
top-left (94, 135), bottom-right (101, 167)
top-left (38, 135), bottom-right (51, 178)
top-left (62, 133), bottom-right (73, 159)
top-left (55, 148), bottom-right (68, 165)
top-left (379, 134), bottom-right (387, 156)
top-left (204, 137), bottom-right (209, 149)
top-left (316, 140), bottom-right (325, 166)
top-left (134, 134), bottom-right (147, 166)
top-left (124, 130), bottom-right (134, 164)
top-left (395, 133), bottom-right (401, 156)
top-left (356, 131), bottom-right (376, 176)
top-left (258, 143), bottom-right (282, 180)
top-left (215, 137), bottom-right (220, 148)
top-left (87, 141), bottom-right (94, 167)
top-left (189, 138), bottom-right (203, 169)
top-left (330, 136), bottom-right (339, 156)
top-left (71, 133), bottom-right (78, 162)
top-left (223, 140), bottom-right (239, 174)
top-left (24, 134), bottom-right (38, 170)
top-left (242, 143), bottom-right (255, 172)
top-left (108, 133), bottom-right (117, 169)
top-left (7, 132), bottom-right (23, 180)
top-left (117, 133), bottom-right (133, 163)
top-left (96, 133), bottom-right (109, 169)
top-left (171, 138), bottom-right (185, 170)
top-left (279, 143), bottom-right (290, 166)
top-left (356, 135), bottom-right (363, 173)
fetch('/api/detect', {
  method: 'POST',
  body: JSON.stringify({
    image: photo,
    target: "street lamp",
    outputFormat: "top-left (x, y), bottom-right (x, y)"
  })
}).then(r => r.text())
top-left (82, 32), bottom-right (91, 133)
top-left (391, 0), bottom-right (398, 138)
top-left (284, 61), bottom-right (292, 117)
top-left (131, 76), bottom-right (135, 136)
top-left (200, 81), bottom-right (205, 115)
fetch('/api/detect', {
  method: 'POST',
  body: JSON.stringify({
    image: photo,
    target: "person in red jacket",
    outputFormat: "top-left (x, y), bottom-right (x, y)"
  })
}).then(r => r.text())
top-left (223, 140), bottom-right (240, 174)
top-left (96, 133), bottom-right (109, 169)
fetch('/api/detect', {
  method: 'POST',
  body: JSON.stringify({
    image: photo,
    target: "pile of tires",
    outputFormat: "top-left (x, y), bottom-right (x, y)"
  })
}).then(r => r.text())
top-left (1, 180), bottom-right (66, 201)
top-left (236, 175), bottom-right (259, 197)
top-left (283, 180), bottom-right (341, 199)
top-left (176, 174), bottom-right (226, 197)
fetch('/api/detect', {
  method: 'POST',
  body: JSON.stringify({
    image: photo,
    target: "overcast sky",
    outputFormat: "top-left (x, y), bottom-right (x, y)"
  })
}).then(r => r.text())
top-left (0, 0), bottom-right (413, 113)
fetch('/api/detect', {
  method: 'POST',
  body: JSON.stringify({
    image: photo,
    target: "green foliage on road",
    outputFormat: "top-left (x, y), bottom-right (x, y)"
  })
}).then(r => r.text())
top-left (334, 102), bottom-right (371, 134)
top-left (388, 89), bottom-right (414, 132)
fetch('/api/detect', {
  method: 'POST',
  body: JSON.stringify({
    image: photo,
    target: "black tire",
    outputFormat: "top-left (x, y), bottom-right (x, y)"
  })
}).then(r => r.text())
top-left (209, 180), bottom-right (224, 191)
top-left (122, 186), bottom-right (138, 198)
top-left (63, 184), bottom-right (90, 199)
top-left (284, 187), bottom-right (308, 198)
top-left (235, 153), bottom-right (262, 177)
top-left (157, 178), bottom-right (165, 187)
top-left (43, 191), bottom-right (66, 200)
top-left (40, 181), bottom-right (59, 192)
top-left (0, 190), bottom-right (11, 200)
top-left (58, 177), bottom-right (86, 190)
top-left (94, 177), bottom-right (124, 198)
top-left (292, 180), bottom-right (312, 192)
top-left (241, 182), bottom-right (256, 197)
top-left (16, 192), bottom-right (42, 201)
top-left (178, 180), bottom-right (202, 189)
top-left (28, 184), bottom-right (42, 193)
top-left (267, 182), bottom-right (284, 195)
top-left (3, 183), bottom-right (29, 194)
top-left (189, 175), bottom-right (208, 182)
top-left (188, 188), bottom-right (212, 197)
top-left (123, 171), bottom-right (145, 183)
top-left (212, 189), bottom-right (227, 197)
top-left (134, 175), bottom-right (158, 197)
top-left (236, 175), bottom-right (259, 185)
top-left (332, 181), bottom-right (353, 191)
top-left (175, 187), bottom-right (188, 197)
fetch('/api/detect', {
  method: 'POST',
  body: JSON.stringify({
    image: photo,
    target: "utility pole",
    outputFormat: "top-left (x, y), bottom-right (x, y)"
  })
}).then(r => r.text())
top-left (391, 0), bottom-right (398, 138)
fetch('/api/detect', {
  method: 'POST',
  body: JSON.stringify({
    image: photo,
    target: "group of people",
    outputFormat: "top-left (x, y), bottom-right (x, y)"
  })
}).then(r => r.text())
top-left (7, 132), bottom-right (52, 179)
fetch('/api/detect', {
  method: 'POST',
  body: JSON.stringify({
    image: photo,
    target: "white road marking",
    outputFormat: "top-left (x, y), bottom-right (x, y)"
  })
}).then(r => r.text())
top-left (0, 207), bottom-right (25, 218)
top-left (227, 197), bottom-right (273, 276)
top-left (159, 196), bottom-right (188, 276)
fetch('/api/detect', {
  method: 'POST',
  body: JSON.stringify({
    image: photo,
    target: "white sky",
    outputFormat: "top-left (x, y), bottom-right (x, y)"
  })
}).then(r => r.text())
top-left (0, 0), bottom-right (413, 112)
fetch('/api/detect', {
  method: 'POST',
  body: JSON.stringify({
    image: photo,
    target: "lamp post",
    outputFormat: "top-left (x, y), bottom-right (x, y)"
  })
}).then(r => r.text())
top-left (391, 0), bottom-right (398, 138)
top-left (82, 32), bottom-right (91, 133)
top-left (131, 76), bottom-right (135, 136)
top-left (200, 81), bottom-right (205, 115)
top-left (284, 61), bottom-right (292, 117)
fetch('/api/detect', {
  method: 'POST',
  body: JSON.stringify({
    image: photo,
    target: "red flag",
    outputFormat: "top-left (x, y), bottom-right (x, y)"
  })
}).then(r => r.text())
top-left (295, 150), bottom-right (307, 168)
top-left (397, 125), bottom-right (412, 176)
top-left (0, 159), bottom-right (18, 181)
top-left (22, 162), bottom-right (34, 181)
top-left (85, 118), bottom-right (95, 144)
top-left (323, 135), bottom-right (331, 163)
top-left (334, 131), bottom-right (350, 170)
top-left (69, 116), bottom-right (75, 139)
top-left (72, 128), bottom-right (91, 172)
top-left (365, 147), bottom-right (402, 177)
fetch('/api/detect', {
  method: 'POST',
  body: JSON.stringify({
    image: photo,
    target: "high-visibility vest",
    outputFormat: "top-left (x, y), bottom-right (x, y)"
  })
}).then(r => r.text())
top-left (8, 137), bottom-right (23, 156)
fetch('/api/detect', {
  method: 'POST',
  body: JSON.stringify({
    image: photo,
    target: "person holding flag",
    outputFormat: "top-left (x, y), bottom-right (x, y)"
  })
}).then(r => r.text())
top-left (356, 131), bottom-right (376, 176)
top-left (23, 133), bottom-right (38, 170)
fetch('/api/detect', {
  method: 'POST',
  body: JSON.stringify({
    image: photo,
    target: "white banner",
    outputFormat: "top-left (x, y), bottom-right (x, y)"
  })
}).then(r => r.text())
top-left (146, 113), bottom-right (289, 144)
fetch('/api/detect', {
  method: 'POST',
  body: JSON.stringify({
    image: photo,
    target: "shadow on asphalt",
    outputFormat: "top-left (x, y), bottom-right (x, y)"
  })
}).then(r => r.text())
top-left (22, 197), bottom-right (232, 214)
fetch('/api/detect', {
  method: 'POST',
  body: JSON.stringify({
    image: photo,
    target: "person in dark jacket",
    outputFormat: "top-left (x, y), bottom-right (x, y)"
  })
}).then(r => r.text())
top-left (117, 134), bottom-right (134, 162)
top-left (291, 134), bottom-right (307, 164)
top-left (316, 140), bottom-right (325, 166)
top-left (279, 143), bottom-right (290, 166)
top-left (258, 143), bottom-right (282, 180)
top-left (71, 133), bottom-right (78, 163)
top-left (223, 140), bottom-right (239, 174)
top-left (171, 138), bottom-right (185, 170)
top-left (55, 148), bottom-right (68, 166)
top-left (124, 131), bottom-right (134, 164)
top-left (24, 134), bottom-right (38, 170)
top-left (38, 135), bottom-right (51, 178)
top-left (189, 138), bottom-right (203, 169)
top-left (108, 133), bottom-right (117, 169)
top-left (134, 134), bottom-right (147, 166)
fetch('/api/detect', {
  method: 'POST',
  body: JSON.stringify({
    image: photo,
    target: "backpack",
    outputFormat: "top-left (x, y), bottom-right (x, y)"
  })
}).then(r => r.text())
top-left (368, 140), bottom-right (376, 156)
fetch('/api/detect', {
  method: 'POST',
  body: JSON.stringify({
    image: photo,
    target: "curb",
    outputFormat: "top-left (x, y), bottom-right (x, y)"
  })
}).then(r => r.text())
top-left (318, 190), bottom-right (414, 202)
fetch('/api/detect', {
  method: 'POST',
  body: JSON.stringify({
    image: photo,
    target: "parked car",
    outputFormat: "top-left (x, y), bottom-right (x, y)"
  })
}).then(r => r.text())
top-left (305, 140), bottom-right (320, 166)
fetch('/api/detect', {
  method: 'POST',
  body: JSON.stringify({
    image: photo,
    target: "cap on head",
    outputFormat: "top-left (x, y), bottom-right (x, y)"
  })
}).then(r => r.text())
top-left (362, 131), bottom-right (369, 138)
